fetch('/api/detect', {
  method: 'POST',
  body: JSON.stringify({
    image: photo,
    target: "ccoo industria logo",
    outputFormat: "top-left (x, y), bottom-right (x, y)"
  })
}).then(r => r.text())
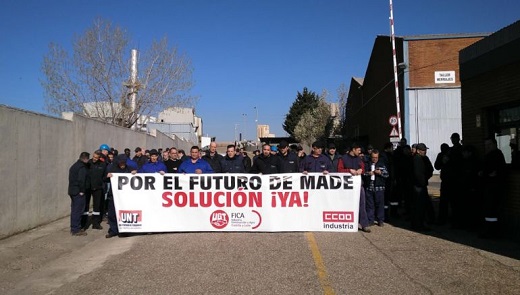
top-left (118, 210), bottom-right (143, 224)
top-left (210, 210), bottom-right (229, 229)
top-left (322, 211), bottom-right (354, 223)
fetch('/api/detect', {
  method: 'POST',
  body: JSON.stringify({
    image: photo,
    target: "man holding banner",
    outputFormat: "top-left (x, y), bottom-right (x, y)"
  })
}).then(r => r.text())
top-left (105, 154), bottom-right (137, 238)
top-left (178, 146), bottom-right (214, 174)
top-left (338, 143), bottom-right (371, 233)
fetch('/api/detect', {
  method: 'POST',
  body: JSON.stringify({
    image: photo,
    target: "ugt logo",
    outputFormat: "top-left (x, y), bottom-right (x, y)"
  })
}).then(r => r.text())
top-left (210, 210), bottom-right (229, 229)
top-left (119, 210), bottom-right (142, 223)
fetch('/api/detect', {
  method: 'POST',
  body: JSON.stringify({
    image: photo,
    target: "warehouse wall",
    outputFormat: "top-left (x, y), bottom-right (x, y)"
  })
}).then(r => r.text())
top-left (0, 105), bottom-right (192, 239)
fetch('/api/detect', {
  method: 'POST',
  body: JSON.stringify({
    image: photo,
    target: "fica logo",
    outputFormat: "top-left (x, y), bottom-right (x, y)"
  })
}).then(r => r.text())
top-left (210, 210), bottom-right (229, 229)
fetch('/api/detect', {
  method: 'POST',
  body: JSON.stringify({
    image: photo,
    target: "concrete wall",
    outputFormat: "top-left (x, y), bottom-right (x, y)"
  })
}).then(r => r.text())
top-left (0, 105), bottom-right (193, 239)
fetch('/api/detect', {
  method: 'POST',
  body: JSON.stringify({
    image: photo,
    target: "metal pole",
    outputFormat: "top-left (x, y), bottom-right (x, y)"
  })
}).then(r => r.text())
top-left (242, 113), bottom-right (247, 141)
top-left (254, 106), bottom-right (259, 146)
top-left (234, 123), bottom-right (240, 142)
top-left (389, 0), bottom-right (403, 139)
top-left (130, 49), bottom-right (138, 129)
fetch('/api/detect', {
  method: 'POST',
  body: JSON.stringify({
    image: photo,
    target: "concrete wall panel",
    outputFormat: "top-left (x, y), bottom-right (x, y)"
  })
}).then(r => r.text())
top-left (14, 112), bottom-right (43, 231)
top-left (0, 109), bottom-right (19, 234)
top-left (0, 106), bottom-right (187, 239)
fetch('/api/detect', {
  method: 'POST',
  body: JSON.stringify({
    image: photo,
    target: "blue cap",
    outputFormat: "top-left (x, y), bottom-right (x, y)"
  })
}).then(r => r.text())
top-left (270, 146), bottom-right (278, 152)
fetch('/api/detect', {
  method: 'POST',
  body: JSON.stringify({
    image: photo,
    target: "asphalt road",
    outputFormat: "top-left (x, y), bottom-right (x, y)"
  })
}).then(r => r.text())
top-left (1, 213), bottom-right (519, 295)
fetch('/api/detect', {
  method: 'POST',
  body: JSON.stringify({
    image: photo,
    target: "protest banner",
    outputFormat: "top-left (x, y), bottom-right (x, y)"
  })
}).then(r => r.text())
top-left (110, 173), bottom-right (361, 232)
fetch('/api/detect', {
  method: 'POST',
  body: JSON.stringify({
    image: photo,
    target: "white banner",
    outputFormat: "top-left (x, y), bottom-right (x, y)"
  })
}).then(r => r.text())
top-left (111, 173), bottom-right (361, 232)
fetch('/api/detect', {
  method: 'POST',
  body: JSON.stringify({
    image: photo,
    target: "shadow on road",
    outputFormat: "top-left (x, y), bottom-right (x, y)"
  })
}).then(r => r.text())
top-left (387, 197), bottom-right (520, 261)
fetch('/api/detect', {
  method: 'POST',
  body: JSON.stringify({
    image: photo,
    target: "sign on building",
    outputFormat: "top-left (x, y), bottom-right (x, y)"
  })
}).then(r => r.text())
top-left (435, 71), bottom-right (456, 83)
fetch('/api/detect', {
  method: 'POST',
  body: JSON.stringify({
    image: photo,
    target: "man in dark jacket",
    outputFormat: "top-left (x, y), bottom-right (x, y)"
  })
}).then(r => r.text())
top-left (68, 152), bottom-right (90, 236)
top-left (105, 154), bottom-right (137, 238)
top-left (364, 149), bottom-right (390, 227)
top-left (411, 143), bottom-right (434, 231)
top-left (434, 142), bottom-right (451, 225)
top-left (202, 141), bottom-right (223, 173)
top-left (338, 143), bottom-right (370, 233)
top-left (299, 141), bottom-right (332, 174)
top-left (83, 150), bottom-right (107, 230)
top-left (220, 145), bottom-right (246, 173)
top-left (251, 144), bottom-right (282, 174)
top-left (132, 147), bottom-right (148, 169)
top-left (479, 138), bottom-right (507, 239)
top-left (278, 140), bottom-right (300, 173)
top-left (164, 147), bottom-right (182, 173)
top-left (325, 143), bottom-right (341, 172)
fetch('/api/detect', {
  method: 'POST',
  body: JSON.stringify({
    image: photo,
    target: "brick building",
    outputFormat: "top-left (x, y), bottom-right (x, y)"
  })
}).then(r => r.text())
top-left (345, 33), bottom-right (487, 161)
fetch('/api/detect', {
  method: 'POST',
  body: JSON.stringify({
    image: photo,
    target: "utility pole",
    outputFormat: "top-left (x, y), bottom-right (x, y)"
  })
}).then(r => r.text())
top-left (389, 0), bottom-right (403, 139)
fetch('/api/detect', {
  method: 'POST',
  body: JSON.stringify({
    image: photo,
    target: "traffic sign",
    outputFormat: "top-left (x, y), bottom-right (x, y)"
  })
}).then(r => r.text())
top-left (389, 115), bottom-right (398, 126)
top-left (389, 126), bottom-right (399, 137)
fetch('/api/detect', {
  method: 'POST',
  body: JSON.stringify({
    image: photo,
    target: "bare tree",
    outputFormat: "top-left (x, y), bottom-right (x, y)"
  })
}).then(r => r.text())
top-left (337, 83), bottom-right (348, 124)
top-left (293, 98), bottom-right (331, 147)
top-left (41, 18), bottom-right (196, 127)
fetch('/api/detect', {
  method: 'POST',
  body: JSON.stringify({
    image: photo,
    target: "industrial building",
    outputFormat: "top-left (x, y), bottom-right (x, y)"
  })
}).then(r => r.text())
top-left (460, 20), bottom-right (520, 239)
top-left (345, 33), bottom-right (487, 161)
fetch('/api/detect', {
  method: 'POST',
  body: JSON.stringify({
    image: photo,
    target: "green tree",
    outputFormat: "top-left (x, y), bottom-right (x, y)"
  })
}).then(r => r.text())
top-left (283, 87), bottom-right (320, 137)
top-left (41, 18), bottom-right (196, 128)
top-left (293, 97), bottom-right (331, 147)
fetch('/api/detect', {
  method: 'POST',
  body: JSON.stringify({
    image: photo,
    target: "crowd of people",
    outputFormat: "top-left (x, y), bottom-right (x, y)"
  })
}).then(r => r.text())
top-left (68, 133), bottom-right (507, 238)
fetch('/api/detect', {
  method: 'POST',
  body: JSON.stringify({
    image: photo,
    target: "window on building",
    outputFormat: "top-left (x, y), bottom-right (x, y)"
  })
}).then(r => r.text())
top-left (493, 105), bottom-right (520, 168)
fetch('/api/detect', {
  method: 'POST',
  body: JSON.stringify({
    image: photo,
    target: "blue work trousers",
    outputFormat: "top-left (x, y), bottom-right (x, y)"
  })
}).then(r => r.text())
top-left (107, 198), bottom-right (119, 235)
top-left (70, 194), bottom-right (86, 233)
top-left (366, 189), bottom-right (385, 224)
top-left (359, 188), bottom-right (369, 228)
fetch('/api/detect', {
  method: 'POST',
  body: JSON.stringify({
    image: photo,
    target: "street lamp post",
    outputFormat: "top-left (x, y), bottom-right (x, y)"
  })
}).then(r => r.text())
top-left (242, 113), bottom-right (247, 142)
top-left (234, 123), bottom-right (240, 143)
top-left (254, 106), bottom-right (259, 148)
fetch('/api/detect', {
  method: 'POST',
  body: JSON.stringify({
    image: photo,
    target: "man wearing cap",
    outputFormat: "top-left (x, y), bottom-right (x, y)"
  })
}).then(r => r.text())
top-left (325, 143), bottom-right (341, 172)
top-left (270, 145), bottom-right (279, 156)
top-left (278, 140), bottom-right (300, 173)
top-left (105, 154), bottom-right (137, 238)
top-left (251, 144), bottom-right (282, 174)
top-left (299, 141), bottom-right (332, 174)
top-left (132, 147), bottom-right (148, 169)
top-left (99, 144), bottom-right (110, 162)
top-left (411, 143), bottom-right (434, 231)
top-left (138, 149), bottom-right (167, 174)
